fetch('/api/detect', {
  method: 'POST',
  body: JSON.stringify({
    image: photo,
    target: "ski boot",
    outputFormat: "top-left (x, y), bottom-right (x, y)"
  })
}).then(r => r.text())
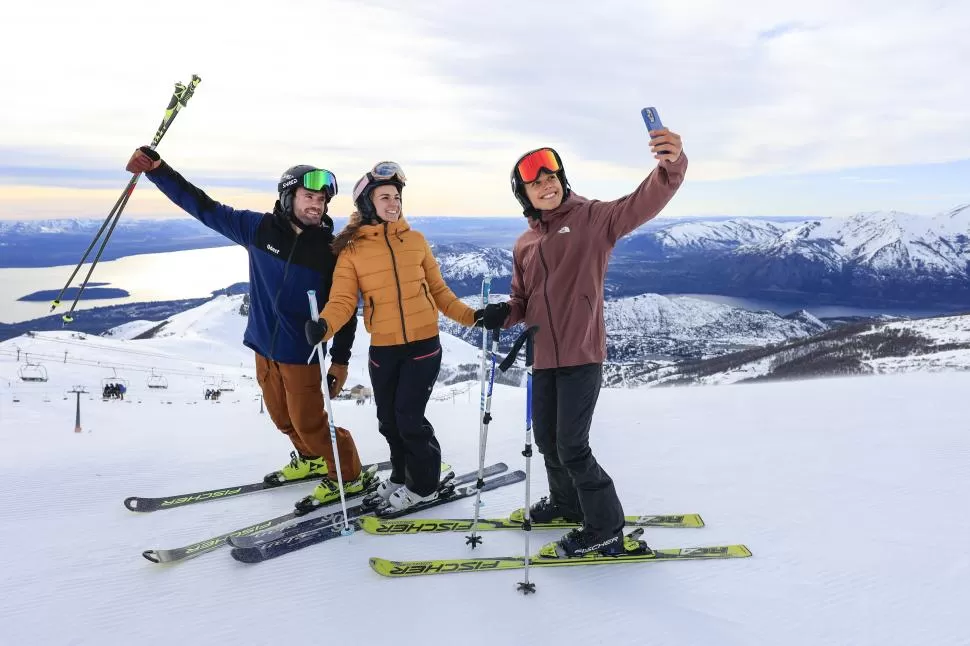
top-left (263, 451), bottom-right (328, 486)
top-left (538, 527), bottom-right (654, 559)
top-left (294, 464), bottom-right (378, 515)
top-left (509, 496), bottom-right (583, 524)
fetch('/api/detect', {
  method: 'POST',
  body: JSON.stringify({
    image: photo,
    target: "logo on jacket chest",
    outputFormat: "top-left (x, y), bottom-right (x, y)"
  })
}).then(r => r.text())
top-left (266, 244), bottom-right (281, 255)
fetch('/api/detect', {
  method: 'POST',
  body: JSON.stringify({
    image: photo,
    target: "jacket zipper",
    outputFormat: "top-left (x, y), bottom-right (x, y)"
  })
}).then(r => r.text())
top-left (369, 296), bottom-right (376, 327)
top-left (269, 235), bottom-right (300, 359)
top-left (536, 237), bottom-right (562, 366)
top-left (422, 283), bottom-right (435, 311)
top-left (583, 295), bottom-right (594, 316)
top-left (383, 225), bottom-right (410, 344)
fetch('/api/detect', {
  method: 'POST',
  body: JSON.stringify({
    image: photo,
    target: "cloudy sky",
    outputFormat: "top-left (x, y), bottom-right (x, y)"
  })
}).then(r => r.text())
top-left (1, 0), bottom-right (967, 221)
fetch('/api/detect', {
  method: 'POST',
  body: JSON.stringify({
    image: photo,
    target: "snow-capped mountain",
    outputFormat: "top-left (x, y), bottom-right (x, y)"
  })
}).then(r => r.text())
top-left (738, 205), bottom-right (970, 275)
top-left (439, 292), bottom-right (827, 362)
top-left (431, 242), bottom-right (514, 296)
top-left (643, 218), bottom-right (797, 253)
top-left (609, 204), bottom-right (970, 307)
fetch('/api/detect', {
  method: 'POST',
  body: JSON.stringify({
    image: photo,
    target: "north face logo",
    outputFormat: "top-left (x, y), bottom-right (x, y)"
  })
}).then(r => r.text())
top-left (266, 244), bottom-right (280, 254)
top-left (558, 226), bottom-right (571, 234)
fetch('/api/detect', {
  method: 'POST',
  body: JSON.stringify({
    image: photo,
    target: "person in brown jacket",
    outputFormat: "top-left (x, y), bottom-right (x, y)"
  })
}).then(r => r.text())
top-left (494, 124), bottom-right (687, 558)
top-left (125, 149), bottom-right (367, 513)
top-left (305, 162), bottom-right (507, 512)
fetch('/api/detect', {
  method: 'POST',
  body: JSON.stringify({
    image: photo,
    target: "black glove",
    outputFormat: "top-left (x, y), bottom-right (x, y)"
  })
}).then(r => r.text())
top-left (305, 319), bottom-right (328, 346)
top-left (125, 145), bottom-right (161, 174)
top-left (474, 302), bottom-right (510, 330)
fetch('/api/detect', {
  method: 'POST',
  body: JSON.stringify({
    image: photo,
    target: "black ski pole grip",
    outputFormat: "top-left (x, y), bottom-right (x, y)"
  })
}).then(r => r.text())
top-left (499, 325), bottom-right (539, 372)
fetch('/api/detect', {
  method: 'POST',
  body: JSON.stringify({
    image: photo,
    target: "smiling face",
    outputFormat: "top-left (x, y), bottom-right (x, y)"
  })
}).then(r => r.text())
top-left (291, 187), bottom-right (327, 226)
top-left (371, 185), bottom-right (402, 222)
top-left (523, 170), bottom-right (564, 210)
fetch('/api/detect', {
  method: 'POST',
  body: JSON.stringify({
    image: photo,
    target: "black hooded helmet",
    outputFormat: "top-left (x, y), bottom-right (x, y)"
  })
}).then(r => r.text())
top-left (276, 165), bottom-right (338, 228)
top-left (509, 147), bottom-right (571, 218)
top-left (352, 161), bottom-right (407, 224)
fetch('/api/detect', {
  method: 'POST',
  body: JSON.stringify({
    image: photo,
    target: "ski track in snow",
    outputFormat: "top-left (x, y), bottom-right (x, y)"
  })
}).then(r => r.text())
top-left (2, 301), bottom-right (970, 644)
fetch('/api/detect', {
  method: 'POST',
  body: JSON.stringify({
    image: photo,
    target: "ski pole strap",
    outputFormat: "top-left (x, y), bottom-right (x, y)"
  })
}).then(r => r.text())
top-left (499, 325), bottom-right (539, 372)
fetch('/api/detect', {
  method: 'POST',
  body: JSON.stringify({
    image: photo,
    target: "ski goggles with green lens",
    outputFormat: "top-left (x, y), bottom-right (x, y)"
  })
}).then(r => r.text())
top-left (300, 169), bottom-right (338, 196)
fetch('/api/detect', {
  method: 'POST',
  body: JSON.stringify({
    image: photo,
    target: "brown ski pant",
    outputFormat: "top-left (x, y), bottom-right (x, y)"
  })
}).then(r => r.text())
top-left (255, 353), bottom-right (362, 481)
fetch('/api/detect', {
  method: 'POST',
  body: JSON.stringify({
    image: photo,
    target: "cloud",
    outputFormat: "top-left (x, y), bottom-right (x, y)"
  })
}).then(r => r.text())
top-left (0, 0), bottom-right (968, 221)
top-left (363, 0), bottom-right (970, 181)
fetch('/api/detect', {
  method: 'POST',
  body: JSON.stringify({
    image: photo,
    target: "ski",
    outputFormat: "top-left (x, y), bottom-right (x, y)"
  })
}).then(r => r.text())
top-left (369, 544), bottom-right (752, 578)
top-left (124, 459), bottom-right (392, 512)
top-left (140, 464), bottom-right (386, 564)
top-left (227, 462), bottom-right (508, 550)
top-left (359, 513), bottom-right (705, 535)
top-left (230, 469), bottom-right (525, 564)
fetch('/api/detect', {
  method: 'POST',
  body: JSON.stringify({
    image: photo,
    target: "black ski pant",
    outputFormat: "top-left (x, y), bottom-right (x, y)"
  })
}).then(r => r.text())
top-left (532, 363), bottom-right (624, 538)
top-left (368, 336), bottom-right (443, 497)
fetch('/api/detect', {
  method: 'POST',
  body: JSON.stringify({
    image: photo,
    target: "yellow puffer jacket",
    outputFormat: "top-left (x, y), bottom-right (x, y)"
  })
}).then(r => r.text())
top-left (320, 217), bottom-right (477, 347)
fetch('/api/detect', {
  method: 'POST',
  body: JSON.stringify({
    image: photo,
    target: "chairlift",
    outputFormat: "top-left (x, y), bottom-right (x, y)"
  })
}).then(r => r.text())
top-left (217, 377), bottom-right (236, 392)
top-left (18, 362), bottom-right (48, 383)
top-left (101, 376), bottom-right (130, 389)
top-left (146, 369), bottom-right (169, 390)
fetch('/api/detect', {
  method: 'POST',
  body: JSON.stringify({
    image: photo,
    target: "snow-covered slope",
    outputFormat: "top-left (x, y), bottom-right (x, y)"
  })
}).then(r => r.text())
top-left (2, 294), bottom-right (482, 402)
top-left (645, 312), bottom-right (970, 387)
top-left (2, 347), bottom-right (969, 644)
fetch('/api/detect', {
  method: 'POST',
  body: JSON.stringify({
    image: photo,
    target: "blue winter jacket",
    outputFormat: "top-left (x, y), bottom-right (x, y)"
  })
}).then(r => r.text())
top-left (145, 162), bottom-right (356, 366)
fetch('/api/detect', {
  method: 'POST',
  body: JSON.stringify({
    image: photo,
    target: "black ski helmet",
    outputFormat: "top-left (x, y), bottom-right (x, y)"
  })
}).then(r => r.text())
top-left (352, 161), bottom-right (407, 223)
top-left (276, 165), bottom-right (338, 217)
top-left (509, 147), bottom-right (570, 217)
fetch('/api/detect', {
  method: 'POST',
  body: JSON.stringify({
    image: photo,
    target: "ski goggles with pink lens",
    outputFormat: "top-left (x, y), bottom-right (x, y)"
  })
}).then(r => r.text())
top-left (353, 161), bottom-right (407, 201)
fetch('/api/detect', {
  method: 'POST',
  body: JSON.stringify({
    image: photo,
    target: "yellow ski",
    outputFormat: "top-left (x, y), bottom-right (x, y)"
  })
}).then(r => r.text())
top-left (370, 544), bottom-right (752, 577)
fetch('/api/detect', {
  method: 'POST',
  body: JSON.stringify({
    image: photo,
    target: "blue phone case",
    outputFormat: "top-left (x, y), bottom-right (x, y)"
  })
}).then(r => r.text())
top-left (641, 107), bottom-right (664, 132)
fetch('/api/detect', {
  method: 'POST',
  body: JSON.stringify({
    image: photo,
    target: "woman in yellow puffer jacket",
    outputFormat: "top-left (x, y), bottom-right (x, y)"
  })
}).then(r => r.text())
top-left (305, 162), bottom-right (508, 512)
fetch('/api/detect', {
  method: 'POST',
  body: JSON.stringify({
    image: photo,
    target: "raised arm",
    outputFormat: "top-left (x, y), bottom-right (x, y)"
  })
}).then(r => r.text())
top-left (144, 160), bottom-right (261, 247)
top-left (589, 151), bottom-right (688, 246)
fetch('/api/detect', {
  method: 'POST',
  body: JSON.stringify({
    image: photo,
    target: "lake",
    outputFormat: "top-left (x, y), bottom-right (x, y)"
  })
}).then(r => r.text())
top-left (0, 246), bottom-right (949, 325)
top-left (1, 246), bottom-right (249, 324)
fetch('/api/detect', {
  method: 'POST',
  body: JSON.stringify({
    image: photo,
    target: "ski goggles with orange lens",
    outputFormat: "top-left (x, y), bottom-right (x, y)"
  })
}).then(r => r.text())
top-left (514, 148), bottom-right (563, 184)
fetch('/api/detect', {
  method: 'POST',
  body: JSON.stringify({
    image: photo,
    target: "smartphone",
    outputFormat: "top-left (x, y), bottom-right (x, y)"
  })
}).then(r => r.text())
top-left (641, 107), bottom-right (664, 132)
top-left (641, 107), bottom-right (668, 155)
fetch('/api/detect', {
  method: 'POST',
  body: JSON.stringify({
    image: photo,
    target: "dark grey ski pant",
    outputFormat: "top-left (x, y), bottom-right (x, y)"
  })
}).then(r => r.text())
top-left (532, 363), bottom-right (624, 537)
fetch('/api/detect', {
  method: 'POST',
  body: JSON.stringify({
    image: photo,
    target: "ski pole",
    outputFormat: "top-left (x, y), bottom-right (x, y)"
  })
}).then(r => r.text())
top-left (307, 290), bottom-right (352, 535)
top-left (466, 333), bottom-right (501, 546)
top-left (466, 277), bottom-right (494, 547)
top-left (499, 325), bottom-right (539, 595)
top-left (54, 75), bottom-right (202, 323)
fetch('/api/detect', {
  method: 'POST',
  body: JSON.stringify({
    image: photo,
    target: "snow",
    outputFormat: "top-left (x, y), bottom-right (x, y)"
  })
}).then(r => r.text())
top-left (2, 300), bottom-right (970, 645)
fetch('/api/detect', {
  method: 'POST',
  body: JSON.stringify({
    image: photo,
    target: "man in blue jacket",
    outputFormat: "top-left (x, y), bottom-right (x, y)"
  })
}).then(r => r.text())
top-left (126, 146), bottom-right (368, 509)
